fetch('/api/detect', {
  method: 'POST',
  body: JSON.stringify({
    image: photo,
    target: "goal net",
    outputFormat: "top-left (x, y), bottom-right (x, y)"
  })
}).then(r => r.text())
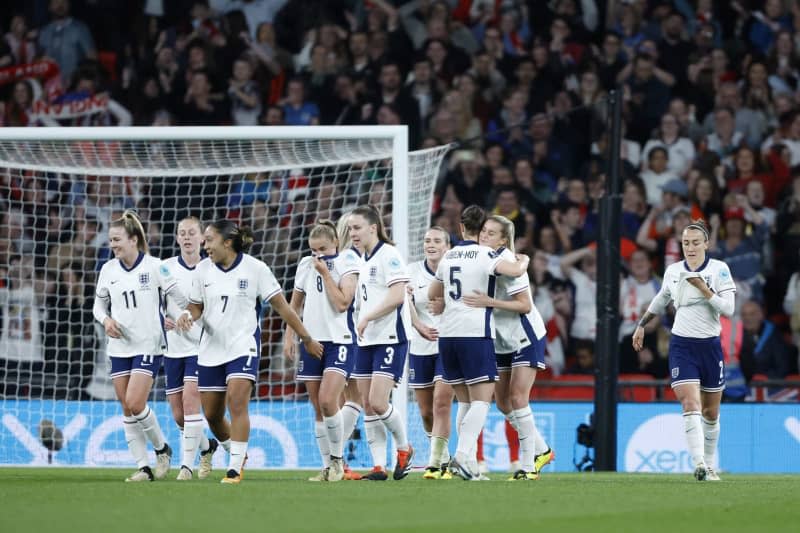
top-left (0, 125), bottom-right (450, 469)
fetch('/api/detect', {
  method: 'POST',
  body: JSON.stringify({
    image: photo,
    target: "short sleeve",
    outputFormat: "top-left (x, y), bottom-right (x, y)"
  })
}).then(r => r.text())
top-left (487, 247), bottom-right (508, 275)
top-left (435, 259), bottom-right (445, 282)
top-left (505, 272), bottom-right (530, 295)
top-left (339, 250), bottom-right (361, 277)
top-left (715, 263), bottom-right (736, 295)
top-left (385, 249), bottom-right (409, 287)
top-left (259, 263), bottom-right (283, 302)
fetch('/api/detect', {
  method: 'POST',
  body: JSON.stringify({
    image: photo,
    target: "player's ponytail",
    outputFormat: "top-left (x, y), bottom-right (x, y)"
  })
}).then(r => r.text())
top-left (351, 204), bottom-right (394, 245)
top-left (461, 205), bottom-right (487, 237)
top-left (209, 219), bottom-right (253, 253)
top-left (336, 212), bottom-right (352, 251)
top-left (309, 219), bottom-right (339, 246)
top-left (486, 215), bottom-right (515, 253)
top-left (110, 209), bottom-right (149, 253)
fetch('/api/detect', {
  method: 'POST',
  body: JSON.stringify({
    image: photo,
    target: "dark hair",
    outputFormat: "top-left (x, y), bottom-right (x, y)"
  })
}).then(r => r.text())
top-left (208, 219), bottom-right (254, 253)
top-left (309, 219), bottom-right (338, 244)
top-left (109, 209), bottom-right (148, 253)
top-left (684, 218), bottom-right (709, 242)
top-left (351, 204), bottom-right (394, 245)
top-left (648, 146), bottom-right (668, 160)
top-left (461, 205), bottom-right (487, 236)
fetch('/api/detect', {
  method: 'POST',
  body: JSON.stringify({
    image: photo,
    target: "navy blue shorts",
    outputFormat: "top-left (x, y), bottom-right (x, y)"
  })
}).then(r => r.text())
top-left (408, 353), bottom-right (443, 389)
top-left (198, 355), bottom-right (259, 392)
top-left (110, 355), bottom-right (162, 380)
top-left (512, 336), bottom-right (547, 370)
top-left (668, 334), bottom-right (725, 393)
top-left (296, 342), bottom-right (355, 381)
top-left (352, 342), bottom-right (408, 382)
top-left (496, 352), bottom-right (513, 373)
top-left (439, 337), bottom-right (497, 385)
top-left (164, 356), bottom-right (199, 395)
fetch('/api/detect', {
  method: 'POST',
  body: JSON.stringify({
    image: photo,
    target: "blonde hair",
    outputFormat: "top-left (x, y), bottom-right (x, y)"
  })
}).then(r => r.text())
top-left (485, 215), bottom-right (516, 253)
top-left (309, 219), bottom-right (339, 245)
top-left (110, 209), bottom-right (148, 253)
top-left (337, 212), bottom-right (352, 251)
top-left (427, 225), bottom-right (451, 245)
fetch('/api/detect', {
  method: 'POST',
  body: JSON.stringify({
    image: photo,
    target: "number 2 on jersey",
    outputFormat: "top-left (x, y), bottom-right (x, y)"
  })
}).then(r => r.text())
top-left (448, 266), bottom-right (462, 300)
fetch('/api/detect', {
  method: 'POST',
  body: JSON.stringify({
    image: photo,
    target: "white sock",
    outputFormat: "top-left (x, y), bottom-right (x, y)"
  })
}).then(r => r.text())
top-left (428, 436), bottom-right (447, 468)
top-left (182, 416), bottom-right (204, 469)
top-left (199, 431), bottom-right (210, 453)
top-left (177, 425), bottom-right (184, 467)
top-left (364, 414), bottom-right (387, 468)
top-left (314, 420), bottom-right (331, 468)
top-left (683, 411), bottom-right (705, 467)
top-left (324, 411), bottom-right (344, 459)
top-left (513, 406), bottom-right (536, 472)
top-left (455, 402), bottom-right (469, 436)
top-left (505, 411), bottom-right (518, 430)
top-left (219, 439), bottom-right (231, 453)
top-left (378, 404), bottom-right (408, 450)
top-left (341, 401), bottom-right (362, 442)
top-left (229, 440), bottom-right (247, 474)
top-left (133, 405), bottom-right (166, 451)
top-left (532, 423), bottom-right (549, 455)
top-left (123, 415), bottom-right (149, 469)
top-left (455, 401), bottom-right (490, 461)
top-left (701, 416), bottom-right (720, 468)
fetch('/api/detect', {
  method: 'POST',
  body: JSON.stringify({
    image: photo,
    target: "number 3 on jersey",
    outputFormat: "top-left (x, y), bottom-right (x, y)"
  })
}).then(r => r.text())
top-left (448, 266), bottom-right (462, 300)
top-left (384, 346), bottom-right (394, 365)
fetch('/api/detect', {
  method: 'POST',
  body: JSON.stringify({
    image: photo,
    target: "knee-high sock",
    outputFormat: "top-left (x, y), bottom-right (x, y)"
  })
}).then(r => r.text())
top-left (123, 415), bottom-right (149, 469)
top-left (455, 402), bottom-right (469, 435)
top-left (324, 411), bottom-right (344, 458)
top-left (133, 405), bottom-right (166, 451)
top-left (428, 436), bottom-right (449, 468)
top-left (314, 420), bottom-right (331, 468)
top-left (513, 406), bottom-right (536, 472)
top-left (364, 414), bottom-right (387, 468)
top-left (701, 416), bottom-right (720, 468)
top-left (229, 440), bottom-right (247, 473)
top-left (455, 401), bottom-right (490, 462)
top-left (683, 411), bottom-right (705, 467)
top-left (182, 416), bottom-right (204, 469)
top-left (378, 404), bottom-right (408, 451)
top-left (341, 401), bottom-right (362, 443)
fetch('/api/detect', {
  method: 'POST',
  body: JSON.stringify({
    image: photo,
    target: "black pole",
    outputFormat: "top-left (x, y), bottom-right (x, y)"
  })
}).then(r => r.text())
top-left (593, 88), bottom-right (624, 471)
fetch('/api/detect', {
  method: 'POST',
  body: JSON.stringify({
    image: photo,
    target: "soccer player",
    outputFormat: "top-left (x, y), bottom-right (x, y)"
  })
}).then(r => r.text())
top-left (93, 210), bottom-right (181, 482)
top-left (348, 205), bottom-right (413, 481)
top-left (466, 215), bottom-right (554, 480)
top-left (176, 220), bottom-right (323, 484)
top-left (162, 216), bottom-right (218, 480)
top-left (406, 227), bottom-right (454, 479)
top-left (429, 206), bottom-right (529, 480)
top-left (633, 219), bottom-right (735, 481)
top-left (284, 220), bottom-right (360, 482)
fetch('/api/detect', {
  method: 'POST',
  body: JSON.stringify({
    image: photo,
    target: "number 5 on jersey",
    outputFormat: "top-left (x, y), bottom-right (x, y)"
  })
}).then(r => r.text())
top-left (448, 266), bottom-right (461, 300)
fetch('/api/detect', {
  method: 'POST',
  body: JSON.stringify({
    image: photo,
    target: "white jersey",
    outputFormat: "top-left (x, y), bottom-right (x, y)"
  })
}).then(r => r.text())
top-left (95, 253), bottom-right (185, 357)
top-left (436, 241), bottom-right (502, 338)
top-left (356, 241), bottom-right (411, 346)
top-left (163, 256), bottom-right (202, 358)
top-left (493, 248), bottom-right (547, 353)
top-left (294, 249), bottom-right (361, 344)
top-left (408, 259), bottom-right (439, 355)
top-left (189, 254), bottom-right (282, 366)
top-left (647, 258), bottom-right (736, 338)
top-left (569, 268), bottom-right (597, 340)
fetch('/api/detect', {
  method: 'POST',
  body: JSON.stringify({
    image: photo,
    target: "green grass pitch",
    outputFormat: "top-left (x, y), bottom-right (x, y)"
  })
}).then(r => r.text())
top-left (0, 468), bottom-right (797, 532)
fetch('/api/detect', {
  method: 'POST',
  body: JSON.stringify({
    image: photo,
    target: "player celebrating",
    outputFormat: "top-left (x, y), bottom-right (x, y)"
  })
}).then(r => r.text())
top-left (406, 227), bottom-right (454, 479)
top-left (284, 220), bottom-right (360, 482)
top-left (177, 220), bottom-right (323, 484)
top-left (429, 206), bottom-right (529, 480)
top-left (633, 219), bottom-right (735, 481)
top-left (349, 205), bottom-right (413, 481)
top-left (466, 215), bottom-right (553, 480)
top-left (93, 210), bottom-right (182, 482)
top-left (162, 216), bottom-right (218, 480)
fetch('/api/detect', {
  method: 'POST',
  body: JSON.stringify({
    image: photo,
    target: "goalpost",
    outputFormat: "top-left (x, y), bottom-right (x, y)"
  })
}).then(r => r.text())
top-left (0, 125), bottom-right (450, 469)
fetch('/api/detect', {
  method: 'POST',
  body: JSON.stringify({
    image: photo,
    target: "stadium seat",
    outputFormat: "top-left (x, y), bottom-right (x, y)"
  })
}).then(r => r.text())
top-left (536, 374), bottom-right (595, 401)
top-left (750, 373), bottom-right (769, 402)
top-left (618, 374), bottom-right (657, 402)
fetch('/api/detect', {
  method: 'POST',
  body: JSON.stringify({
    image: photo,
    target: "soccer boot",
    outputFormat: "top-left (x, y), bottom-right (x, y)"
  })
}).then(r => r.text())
top-left (361, 466), bottom-right (389, 481)
top-left (176, 466), bottom-right (193, 481)
top-left (706, 467), bottom-right (721, 481)
top-left (327, 457), bottom-right (345, 482)
top-left (308, 469), bottom-right (326, 481)
top-left (534, 448), bottom-right (555, 472)
top-left (343, 464), bottom-right (362, 480)
top-left (125, 466), bottom-right (154, 482)
top-left (694, 464), bottom-right (708, 481)
top-left (423, 466), bottom-right (442, 480)
top-left (198, 438), bottom-right (218, 480)
top-left (393, 444), bottom-right (414, 480)
top-left (507, 469), bottom-right (539, 481)
top-left (448, 457), bottom-right (474, 481)
top-left (154, 443), bottom-right (172, 480)
top-left (221, 469), bottom-right (242, 484)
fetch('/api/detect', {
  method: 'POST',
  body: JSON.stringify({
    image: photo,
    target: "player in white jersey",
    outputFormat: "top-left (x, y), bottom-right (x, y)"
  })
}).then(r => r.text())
top-left (177, 220), bottom-right (323, 484)
top-left (429, 206), bottom-right (529, 480)
top-left (406, 227), bottom-right (455, 480)
top-left (93, 210), bottom-right (182, 482)
top-left (162, 217), bottom-right (218, 480)
top-left (633, 219), bottom-right (735, 482)
top-left (348, 205), bottom-right (414, 481)
top-left (284, 220), bottom-right (360, 482)
top-left (466, 215), bottom-right (553, 480)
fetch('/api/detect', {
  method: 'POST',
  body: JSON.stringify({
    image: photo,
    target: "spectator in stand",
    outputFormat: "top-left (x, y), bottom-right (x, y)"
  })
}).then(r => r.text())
top-left (642, 113), bottom-right (696, 177)
top-left (639, 147), bottom-right (678, 207)
top-left (560, 245), bottom-right (597, 343)
top-left (4, 14), bottom-right (38, 65)
top-left (368, 60), bottom-right (421, 148)
top-left (228, 56), bottom-right (262, 126)
top-left (703, 81), bottom-right (767, 149)
top-left (262, 104), bottom-right (284, 125)
top-left (0, 80), bottom-right (41, 127)
top-left (447, 150), bottom-right (491, 208)
top-left (38, 0), bottom-right (96, 84)
top-left (490, 186), bottom-right (533, 251)
top-left (406, 56), bottom-right (441, 128)
top-left (621, 178), bottom-right (648, 240)
top-left (766, 30), bottom-right (800, 93)
top-left (440, 89), bottom-right (482, 146)
top-left (47, 217), bottom-right (99, 276)
top-left (689, 174), bottom-right (722, 222)
top-left (178, 69), bottom-right (229, 125)
top-left (281, 77), bottom-right (319, 126)
top-left (566, 339), bottom-right (595, 375)
top-left (740, 300), bottom-right (793, 381)
top-left (624, 53), bottom-right (672, 144)
top-left (747, 0), bottom-right (795, 55)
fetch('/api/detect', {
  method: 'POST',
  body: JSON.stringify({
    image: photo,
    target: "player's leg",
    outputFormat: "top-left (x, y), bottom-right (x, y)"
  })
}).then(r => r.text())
top-left (700, 390), bottom-right (722, 480)
top-left (340, 378), bottom-right (363, 479)
top-left (181, 356), bottom-right (216, 479)
top-left (426, 379), bottom-right (454, 478)
top-left (410, 353), bottom-right (435, 476)
top-left (298, 341), bottom-right (327, 479)
top-left (370, 343), bottom-right (413, 480)
top-left (200, 391), bottom-right (230, 445)
top-left (494, 363), bottom-right (517, 471)
top-left (319, 367), bottom-right (348, 481)
top-left (126, 356), bottom-right (171, 479)
top-left (668, 336), bottom-right (707, 480)
top-left (508, 365), bottom-right (539, 479)
top-left (112, 363), bottom-right (152, 482)
top-left (223, 377), bottom-right (253, 483)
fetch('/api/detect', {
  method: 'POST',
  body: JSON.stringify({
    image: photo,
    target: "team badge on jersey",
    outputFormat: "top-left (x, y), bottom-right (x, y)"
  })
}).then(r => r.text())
top-left (672, 367), bottom-right (680, 378)
top-left (139, 273), bottom-right (150, 286)
top-left (389, 257), bottom-right (401, 268)
top-left (159, 264), bottom-right (171, 277)
top-left (369, 266), bottom-right (378, 278)
top-left (238, 279), bottom-right (248, 290)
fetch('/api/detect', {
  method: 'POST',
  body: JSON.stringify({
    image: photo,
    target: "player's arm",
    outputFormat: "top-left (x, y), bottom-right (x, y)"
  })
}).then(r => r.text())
top-left (427, 279), bottom-right (444, 315)
top-left (495, 254), bottom-right (530, 277)
top-left (408, 287), bottom-right (438, 341)
top-left (270, 291), bottom-right (323, 358)
top-left (282, 289), bottom-right (306, 360)
top-left (176, 272), bottom-right (204, 331)
top-left (359, 281), bottom-right (406, 324)
top-left (320, 265), bottom-right (357, 312)
top-left (93, 269), bottom-right (121, 338)
top-left (463, 287), bottom-right (532, 313)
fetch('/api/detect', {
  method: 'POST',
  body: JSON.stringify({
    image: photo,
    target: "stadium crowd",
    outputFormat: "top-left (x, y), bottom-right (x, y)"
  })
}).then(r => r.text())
top-left (1, 0), bottom-right (799, 401)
